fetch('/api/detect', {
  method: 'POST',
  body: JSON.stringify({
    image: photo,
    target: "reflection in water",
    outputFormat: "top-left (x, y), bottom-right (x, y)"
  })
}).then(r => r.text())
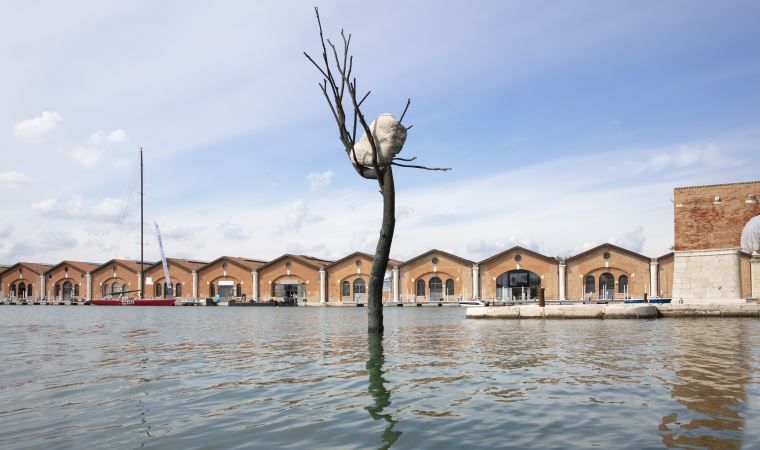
top-left (660, 321), bottom-right (749, 449)
top-left (366, 335), bottom-right (401, 449)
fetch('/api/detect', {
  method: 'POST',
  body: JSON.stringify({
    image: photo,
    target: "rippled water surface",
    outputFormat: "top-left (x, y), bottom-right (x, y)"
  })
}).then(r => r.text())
top-left (1, 307), bottom-right (760, 449)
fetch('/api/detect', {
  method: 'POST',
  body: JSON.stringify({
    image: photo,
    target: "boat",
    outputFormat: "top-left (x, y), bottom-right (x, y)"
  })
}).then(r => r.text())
top-left (459, 300), bottom-right (486, 307)
top-left (91, 148), bottom-right (175, 307)
top-left (624, 298), bottom-right (672, 304)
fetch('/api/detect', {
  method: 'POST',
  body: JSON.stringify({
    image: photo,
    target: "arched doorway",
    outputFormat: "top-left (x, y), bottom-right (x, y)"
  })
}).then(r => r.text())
top-left (599, 273), bottom-right (614, 300)
top-left (272, 277), bottom-right (306, 302)
top-left (429, 277), bottom-right (443, 301)
top-left (217, 280), bottom-right (236, 300)
top-left (18, 282), bottom-right (26, 299)
top-left (496, 270), bottom-right (541, 301)
top-left (62, 281), bottom-right (73, 301)
top-left (112, 282), bottom-right (121, 297)
top-left (353, 278), bottom-right (366, 302)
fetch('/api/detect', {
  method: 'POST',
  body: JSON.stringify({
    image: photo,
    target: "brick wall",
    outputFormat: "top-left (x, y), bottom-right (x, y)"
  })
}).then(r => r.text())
top-left (478, 248), bottom-right (559, 300)
top-left (399, 251), bottom-right (472, 302)
top-left (674, 181), bottom-right (760, 251)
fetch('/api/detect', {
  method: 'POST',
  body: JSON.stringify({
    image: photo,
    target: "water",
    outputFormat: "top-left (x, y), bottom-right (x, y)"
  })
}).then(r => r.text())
top-left (1, 307), bottom-right (759, 449)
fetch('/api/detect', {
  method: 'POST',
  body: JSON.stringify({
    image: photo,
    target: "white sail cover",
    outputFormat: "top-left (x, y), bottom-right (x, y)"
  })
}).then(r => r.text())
top-left (154, 222), bottom-right (172, 291)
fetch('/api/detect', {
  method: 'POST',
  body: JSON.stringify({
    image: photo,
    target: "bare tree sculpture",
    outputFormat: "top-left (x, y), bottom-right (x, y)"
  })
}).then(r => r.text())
top-left (305, 8), bottom-right (449, 333)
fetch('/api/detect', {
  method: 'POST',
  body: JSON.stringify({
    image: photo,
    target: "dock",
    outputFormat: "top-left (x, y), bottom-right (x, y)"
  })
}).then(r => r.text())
top-left (466, 303), bottom-right (760, 319)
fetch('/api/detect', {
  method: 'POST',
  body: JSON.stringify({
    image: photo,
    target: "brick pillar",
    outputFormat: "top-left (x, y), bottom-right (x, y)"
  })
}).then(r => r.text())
top-left (392, 266), bottom-right (399, 302)
top-left (649, 259), bottom-right (659, 297)
top-left (252, 270), bottom-right (259, 302)
top-left (472, 264), bottom-right (479, 300)
top-left (39, 274), bottom-right (46, 301)
top-left (319, 269), bottom-right (326, 303)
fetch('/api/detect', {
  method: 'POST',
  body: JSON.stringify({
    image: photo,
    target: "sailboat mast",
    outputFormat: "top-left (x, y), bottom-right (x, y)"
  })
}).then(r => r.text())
top-left (140, 147), bottom-right (144, 299)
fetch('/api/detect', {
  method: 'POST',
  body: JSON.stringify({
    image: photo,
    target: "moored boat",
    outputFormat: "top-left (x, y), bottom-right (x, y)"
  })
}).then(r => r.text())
top-left (91, 148), bottom-right (175, 307)
top-left (90, 298), bottom-right (176, 306)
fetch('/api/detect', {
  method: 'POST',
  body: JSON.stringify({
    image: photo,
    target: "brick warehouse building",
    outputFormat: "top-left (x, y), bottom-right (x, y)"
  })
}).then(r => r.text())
top-left (672, 181), bottom-right (760, 303)
top-left (1, 180), bottom-right (758, 304)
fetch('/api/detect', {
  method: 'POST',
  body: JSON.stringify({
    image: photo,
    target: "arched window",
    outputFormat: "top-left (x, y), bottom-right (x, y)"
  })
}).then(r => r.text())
top-left (599, 273), bottom-right (614, 300)
top-left (416, 279), bottom-right (425, 297)
top-left (18, 282), bottom-right (26, 298)
top-left (353, 278), bottom-right (366, 295)
top-left (55, 284), bottom-right (61, 298)
top-left (112, 282), bottom-right (121, 296)
top-left (618, 275), bottom-right (629, 294)
top-left (103, 283), bottom-right (110, 297)
top-left (445, 279), bottom-right (455, 296)
top-left (429, 277), bottom-right (443, 301)
top-left (236, 283), bottom-right (242, 297)
top-left (175, 283), bottom-right (182, 297)
top-left (584, 275), bottom-right (595, 294)
top-left (155, 283), bottom-right (162, 298)
top-left (74, 284), bottom-right (80, 297)
top-left (10, 284), bottom-right (16, 298)
top-left (27, 284), bottom-right (33, 297)
top-left (210, 284), bottom-right (215, 298)
top-left (342, 280), bottom-right (350, 297)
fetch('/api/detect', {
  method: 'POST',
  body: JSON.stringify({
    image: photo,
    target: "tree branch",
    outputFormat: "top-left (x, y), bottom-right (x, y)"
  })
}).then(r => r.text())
top-left (393, 156), bottom-right (417, 162)
top-left (392, 162), bottom-right (451, 171)
top-left (399, 98), bottom-right (411, 124)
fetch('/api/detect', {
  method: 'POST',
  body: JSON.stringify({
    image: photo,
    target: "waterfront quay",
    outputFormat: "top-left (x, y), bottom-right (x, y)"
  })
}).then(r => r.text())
top-left (466, 303), bottom-right (760, 319)
top-left (1, 180), bottom-right (759, 307)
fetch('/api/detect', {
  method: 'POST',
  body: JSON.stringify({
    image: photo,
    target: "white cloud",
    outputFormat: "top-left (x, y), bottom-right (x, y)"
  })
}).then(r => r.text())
top-left (218, 222), bottom-right (250, 240)
top-left (13, 111), bottom-right (63, 140)
top-left (31, 196), bottom-right (123, 222)
top-left (610, 226), bottom-right (647, 253)
top-left (284, 241), bottom-right (331, 259)
top-left (89, 129), bottom-right (127, 145)
top-left (277, 200), bottom-right (324, 233)
top-left (0, 222), bottom-right (13, 239)
top-left (641, 145), bottom-right (730, 173)
top-left (69, 146), bottom-right (104, 166)
top-left (467, 237), bottom-right (543, 260)
top-left (0, 171), bottom-right (31, 188)
top-left (307, 170), bottom-right (334, 189)
top-left (8, 232), bottom-right (78, 260)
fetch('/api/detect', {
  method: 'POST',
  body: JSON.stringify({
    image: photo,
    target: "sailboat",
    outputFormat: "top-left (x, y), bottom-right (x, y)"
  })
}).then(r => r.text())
top-left (90, 148), bottom-right (175, 306)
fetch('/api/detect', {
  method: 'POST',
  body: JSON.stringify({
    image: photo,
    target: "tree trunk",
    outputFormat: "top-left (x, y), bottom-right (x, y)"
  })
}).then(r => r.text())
top-left (368, 167), bottom-right (395, 334)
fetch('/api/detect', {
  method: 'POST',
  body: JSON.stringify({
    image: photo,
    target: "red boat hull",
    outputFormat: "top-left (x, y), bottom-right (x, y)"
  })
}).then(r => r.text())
top-left (89, 298), bottom-right (176, 306)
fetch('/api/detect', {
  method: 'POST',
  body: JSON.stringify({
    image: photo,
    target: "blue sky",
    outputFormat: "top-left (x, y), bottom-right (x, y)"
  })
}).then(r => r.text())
top-left (1, 0), bottom-right (760, 265)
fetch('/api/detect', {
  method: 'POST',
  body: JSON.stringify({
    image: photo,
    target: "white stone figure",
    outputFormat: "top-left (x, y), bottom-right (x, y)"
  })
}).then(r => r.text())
top-left (351, 113), bottom-right (407, 167)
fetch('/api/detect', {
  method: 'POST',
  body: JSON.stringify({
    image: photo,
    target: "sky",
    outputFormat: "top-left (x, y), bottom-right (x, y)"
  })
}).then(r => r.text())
top-left (1, 0), bottom-right (760, 266)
